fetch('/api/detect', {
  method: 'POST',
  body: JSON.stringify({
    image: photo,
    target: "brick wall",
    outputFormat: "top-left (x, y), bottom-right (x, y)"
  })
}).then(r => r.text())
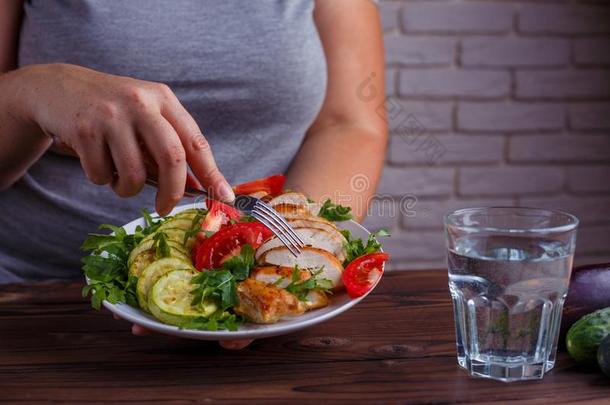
top-left (367, 0), bottom-right (610, 270)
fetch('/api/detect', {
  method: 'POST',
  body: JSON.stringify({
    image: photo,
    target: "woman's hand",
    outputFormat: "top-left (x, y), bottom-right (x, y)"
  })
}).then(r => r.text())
top-left (14, 63), bottom-right (234, 214)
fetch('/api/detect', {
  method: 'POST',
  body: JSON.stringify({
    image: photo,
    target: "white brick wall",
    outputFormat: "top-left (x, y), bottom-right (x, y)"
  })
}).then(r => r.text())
top-left (374, 0), bottom-right (610, 270)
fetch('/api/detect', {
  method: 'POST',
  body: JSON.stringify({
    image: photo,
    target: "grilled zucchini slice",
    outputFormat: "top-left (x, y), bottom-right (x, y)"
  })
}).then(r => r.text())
top-left (148, 269), bottom-right (217, 325)
top-left (136, 258), bottom-right (195, 312)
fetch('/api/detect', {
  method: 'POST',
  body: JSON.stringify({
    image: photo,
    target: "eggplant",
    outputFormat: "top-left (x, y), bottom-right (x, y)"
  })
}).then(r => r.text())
top-left (560, 263), bottom-right (610, 344)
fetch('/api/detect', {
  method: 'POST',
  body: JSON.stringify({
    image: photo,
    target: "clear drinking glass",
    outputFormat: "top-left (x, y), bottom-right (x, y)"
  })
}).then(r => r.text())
top-left (444, 207), bottom-right (579, 382)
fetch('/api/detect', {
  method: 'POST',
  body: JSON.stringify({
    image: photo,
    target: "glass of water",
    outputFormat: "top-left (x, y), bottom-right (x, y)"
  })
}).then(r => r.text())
top-left (444, 207), bottom-right (578, 382)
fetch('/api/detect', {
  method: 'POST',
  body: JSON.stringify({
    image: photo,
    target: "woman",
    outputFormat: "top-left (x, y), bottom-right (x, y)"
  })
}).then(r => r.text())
top-left (0, 0), bottom-right (387, 346)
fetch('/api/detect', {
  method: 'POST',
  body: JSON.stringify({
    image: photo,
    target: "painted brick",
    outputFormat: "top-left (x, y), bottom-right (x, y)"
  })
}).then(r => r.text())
top-left (385, 99), bottom-right (453, 133)
top-left (363, 197), bottom-right (401, 232)
top-left (385, 35), bottom-right (456, 66)
top-left (380, 1), bottom-right (400, 32)
top-left (509, 135), bottom-right (610, 163)
top-left (574, 39), bottom-right (610, 66)
top-left (570, 103), bottom-right (610, 130)
top-left (389, 134), bottom-right (504, 165)
top-left (402, 2), bottom-right (513, 33)
top-left (462, 38), bottom-right (569, 67)
top-left (519, 5), bottom-right (610, 34)
top-left (567, 166), bottom-right (610, 193)
top-left (377, 167), bottom-right (454, 197)
top-left (519, 196), bottom-right (610, 226)
top-left (399, 69), bottom-right (510, 99)
top-left (386, 68), bottom-right (396, 96)
top-left (459, 167), bottom-right (564, 196)
top-left (402, 197), bottom-right (515, 230)
top-left (458, 102), bottom-right (565, 133)
top-left (516, 70), bottom-right (610, 99)
top-left (381, 230), bottom-right (446, 261)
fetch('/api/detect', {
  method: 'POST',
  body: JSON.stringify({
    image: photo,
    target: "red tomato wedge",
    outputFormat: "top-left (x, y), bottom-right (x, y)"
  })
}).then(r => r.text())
top-left (233, 174), bottom-right (285, 196)
top-left (200, 199), bottom-right (241, 234)
top-left (194, 222), bottom-right (273, 270)
top-left (342, 252), bottom-right (389, 299)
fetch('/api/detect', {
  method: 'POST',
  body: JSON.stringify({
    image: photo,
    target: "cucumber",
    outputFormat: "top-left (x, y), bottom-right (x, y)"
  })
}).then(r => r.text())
top-left (128, 247), bottom-right (190, 279)
top-left (566, 307), bottom-right (610, 363)
top-left (598, 334), bottom-right (610, 378)
top-left (136, 258), bottom-right (195, 312)
top-left (148, 269), bottom-right (218, 326)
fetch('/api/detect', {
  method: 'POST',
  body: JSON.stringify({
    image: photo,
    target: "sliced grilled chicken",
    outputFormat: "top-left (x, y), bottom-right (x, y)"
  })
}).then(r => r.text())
top-left (307, 202), bottom-right (323, 216)
top-left (255, 227), bottom-right (346, 262)
top-left (268, 192), bottom-right (309, 209)
top-left (260, 246), bottom-right (344, 289)
top-left (287, 218), bottom-right (345, 242)
top-left (250, 266), bottom-right (330, 311)
top-left (304, 290), bottom-right (329, 310)
top-left (273, 203), bottom-right (311, 217)
top-left (250, 266), bottom-right (310, 288)
top-left (234, 279), bottom-right (305, 324)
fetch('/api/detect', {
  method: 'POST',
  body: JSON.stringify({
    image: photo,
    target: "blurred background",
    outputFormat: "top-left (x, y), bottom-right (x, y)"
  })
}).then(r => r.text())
top-left (364, 1), bottom-right (610, 270)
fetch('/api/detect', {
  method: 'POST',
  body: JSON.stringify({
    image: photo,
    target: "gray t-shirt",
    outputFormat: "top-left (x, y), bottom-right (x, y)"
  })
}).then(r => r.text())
top-left (0, 0), bottom-right (327, 283)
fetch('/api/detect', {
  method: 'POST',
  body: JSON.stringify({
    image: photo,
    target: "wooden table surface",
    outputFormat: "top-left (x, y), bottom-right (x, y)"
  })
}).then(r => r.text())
top-left (0, 270), bottom-right (608, 404)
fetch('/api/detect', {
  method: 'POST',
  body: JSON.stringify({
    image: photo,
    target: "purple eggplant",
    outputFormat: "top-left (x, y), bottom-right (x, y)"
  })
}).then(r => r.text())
top-left (560, 263), bottom-right (610, 344)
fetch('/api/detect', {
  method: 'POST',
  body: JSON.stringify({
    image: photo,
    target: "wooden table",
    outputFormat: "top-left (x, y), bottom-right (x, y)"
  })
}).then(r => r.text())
top-left (0, 270), bottom-right (608, 404)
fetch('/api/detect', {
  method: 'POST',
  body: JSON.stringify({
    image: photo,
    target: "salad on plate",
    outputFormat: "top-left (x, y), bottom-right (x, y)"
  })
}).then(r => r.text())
top-left (82, 174), bottom-right (389, 332)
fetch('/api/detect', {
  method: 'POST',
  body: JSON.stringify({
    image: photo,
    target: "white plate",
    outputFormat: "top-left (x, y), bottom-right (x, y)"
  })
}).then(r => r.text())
top-left (94, 203), bottom-right (384, 340)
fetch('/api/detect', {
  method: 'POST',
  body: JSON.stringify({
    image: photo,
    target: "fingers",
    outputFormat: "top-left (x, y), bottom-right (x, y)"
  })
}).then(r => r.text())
top-left (136, 116), bottom-right (187, 216)
top-left (131, 324), bottom-right (154, 336)
top-left (161, 99), bottom-right (234, 202)
top-left (76, 137), bottom-right (114, 185)
top-left (106, 126), bottom-right (147, 197)
top-left (219, 339), bottom-right (254, 350)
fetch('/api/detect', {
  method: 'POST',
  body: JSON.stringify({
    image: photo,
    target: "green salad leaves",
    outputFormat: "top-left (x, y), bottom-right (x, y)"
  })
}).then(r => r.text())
top-left (282, 266), bottom-right (333, 302)
top-left (81, 209), bottom-right (163, 309)
top-left (317, 199), bottom-right (353, 222)
top-left (341, 229), bottom-right (390, 266)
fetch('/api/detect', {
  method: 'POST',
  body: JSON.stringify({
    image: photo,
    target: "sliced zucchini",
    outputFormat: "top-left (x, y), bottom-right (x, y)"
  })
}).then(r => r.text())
top-left (141, 227), bottom-right (187, 247)
top-left (128, 238), bottom-right (187, 268)
top-left (137, 258), bottom-right (195, 312)
top-left (173, 209), bottom-right (205, 221)
top-left (159, 217), bottom-right (198, 232)
top-left (128, 246), bottom-right (190, 279)
top-left (148, 269), bottom-right (218, 326)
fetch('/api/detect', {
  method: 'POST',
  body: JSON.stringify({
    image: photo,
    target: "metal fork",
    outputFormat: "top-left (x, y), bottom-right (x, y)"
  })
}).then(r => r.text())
top-left (145, 177), bottom-right (305, 257)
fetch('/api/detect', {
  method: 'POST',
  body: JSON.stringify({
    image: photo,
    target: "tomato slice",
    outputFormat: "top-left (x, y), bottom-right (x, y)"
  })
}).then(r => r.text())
top-left (200, 199), bottom-right (241, 234)
top-left (342, 252), bottom-right (389, 299)
top-left (194, 222), bottom-right (273, 270)
top-left (233, 174), bottom-right (285, 196)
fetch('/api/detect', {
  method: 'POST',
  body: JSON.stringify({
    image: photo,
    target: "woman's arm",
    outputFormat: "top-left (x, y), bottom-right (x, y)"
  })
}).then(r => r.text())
top-left (286, 0), bottom-right (387, 222)
top-left (0, 0), bottom-right (52, 190)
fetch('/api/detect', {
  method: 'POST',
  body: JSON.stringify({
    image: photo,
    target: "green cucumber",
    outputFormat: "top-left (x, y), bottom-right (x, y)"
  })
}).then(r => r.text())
top-left (566, 307), bottom-right (610, 363)
top-left (136, 258), bottom-right (195, 312)
top-left (148, 269), bottom-right (217, 326)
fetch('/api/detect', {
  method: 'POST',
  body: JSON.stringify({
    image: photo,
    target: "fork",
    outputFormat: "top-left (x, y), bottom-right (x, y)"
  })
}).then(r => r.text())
top-left (145, 177), bottom-right (305, 257)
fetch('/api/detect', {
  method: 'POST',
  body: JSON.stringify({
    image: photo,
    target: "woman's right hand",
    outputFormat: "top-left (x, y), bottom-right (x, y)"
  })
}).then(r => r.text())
top-left (16, 63), bottom-right (234, 215)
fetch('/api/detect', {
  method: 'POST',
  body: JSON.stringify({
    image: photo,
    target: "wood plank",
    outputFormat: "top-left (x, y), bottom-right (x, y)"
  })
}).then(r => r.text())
top-left (0, 271), bottom-right (608, 404)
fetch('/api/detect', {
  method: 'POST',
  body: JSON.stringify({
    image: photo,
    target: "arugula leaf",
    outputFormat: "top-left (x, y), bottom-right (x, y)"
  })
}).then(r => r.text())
top-left (153, 231), bottom-right (171, 259)
top-left (341, 229), bottom-right (390, 266)
top-left (221, 244), bottom-right (255, 281)
top-left (81, 210), bottom-right (168, 310)
top-left (284, 266), bottom-right (333, 302)
top-left (317, 199), bottom-right (353, 222)
top-left (190, 269), bottom-right (238, 310)
top-left (180, 312), bottom-right (243, 332)
top-left (182, 210), bottom-right (207, 244)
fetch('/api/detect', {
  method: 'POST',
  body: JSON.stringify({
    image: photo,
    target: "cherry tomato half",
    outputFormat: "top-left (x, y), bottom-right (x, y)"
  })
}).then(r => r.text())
top-left (194, 222), bottom-right (273, 270)
top-left (342, 252), bottom-right (389, 298)
top-left (233, 174), bottom-right (285, 196)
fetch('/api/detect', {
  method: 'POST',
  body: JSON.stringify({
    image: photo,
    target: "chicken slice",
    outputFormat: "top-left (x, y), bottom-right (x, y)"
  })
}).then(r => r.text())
top-left (268, 192), bottom-right (309, 208)
top-left (259, 246), bottom-right (344, 289)
top-left (234, 279), bottom-right (306, 324)
top-left (255, 227), bottom-right (346, 262)
top-left (250, 266), bottom-right (330, 311)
